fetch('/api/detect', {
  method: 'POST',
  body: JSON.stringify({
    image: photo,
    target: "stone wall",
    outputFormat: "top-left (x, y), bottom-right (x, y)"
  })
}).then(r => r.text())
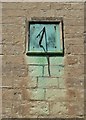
top-left (2, 2), bottom-right (84, 119)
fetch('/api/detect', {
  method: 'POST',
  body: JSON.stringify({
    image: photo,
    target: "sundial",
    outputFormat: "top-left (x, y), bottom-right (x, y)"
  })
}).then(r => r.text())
top-left (26, 21), bottom-right (64, 76)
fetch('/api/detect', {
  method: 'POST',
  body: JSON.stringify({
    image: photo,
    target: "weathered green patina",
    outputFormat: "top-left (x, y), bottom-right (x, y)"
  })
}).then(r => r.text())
top-left (27, 21), bottom-right (63, 56)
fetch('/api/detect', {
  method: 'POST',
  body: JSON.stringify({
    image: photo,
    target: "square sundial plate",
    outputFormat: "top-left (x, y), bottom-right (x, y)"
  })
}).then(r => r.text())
top-left (27, 21), bottom-right (64, 56)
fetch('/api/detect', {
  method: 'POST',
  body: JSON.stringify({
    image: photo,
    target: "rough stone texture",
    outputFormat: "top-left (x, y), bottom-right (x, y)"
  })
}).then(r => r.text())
top-left (29, 88), bottom-right (45, 100)
top-left (49, 101), bottom-right (68, 117)
top-left (29, 101), bottom-right (49, 116)
top-left (2, 2), bottom-right (84, 119)
top-left (45, 89), bottom-right (66, 101)
top-left (44, 65), bottom-right (64, 77)
top-left (28, 66), bottom-right (43, 77)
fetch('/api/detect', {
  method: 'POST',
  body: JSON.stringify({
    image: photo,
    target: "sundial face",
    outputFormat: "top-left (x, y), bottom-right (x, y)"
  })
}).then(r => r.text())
top-left (28, 22), bottom-right (63, 55)
top-left (27, 21), bottom-right (64, 76)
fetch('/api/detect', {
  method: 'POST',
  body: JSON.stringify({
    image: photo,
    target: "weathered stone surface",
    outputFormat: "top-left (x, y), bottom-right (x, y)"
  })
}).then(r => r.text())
top-left (2, 43), bottom-right (25, 55)
top-left (2, 63), bottom-right (28, 77)
top-left (64, 32), bottom-right (84, 39)
top-left (12, 100), bottom-right (49, 117)
top-left (2, 33), bottom-right (25, 44)
top-left (67, 101), bottom-right (84, 117)
top-left (70, 3), bottom-right (84, 10)
top-left (78, 55), bottom-right (84, 65)
top-left (65, 66), bottom-right (84, 78)
top-left (45, 89), bottom-right (66, 101)
top-left (50, 101), bottom-right (68, 117)
top-left (51, 3), bottom-right (71, 10)
top-left (65, 55), bottom-right (78, 65)
top-left (64, 18), bottom-right (84, 26)
top-left (2, 9), bottom-right (27, 17)
top-left (65, 45), bottom-right (84, 55)
top-left (27, 9), bottom-right (56, 18)
top-left (65, 37), bottom-right (84, 46)
top-left (2, 55), bottom-right (25, 65)
top-left (2, 2), bottom-right (51, 10)
top-left (27, 76), bottom-right (37, 88)
top-left (55, 9), bottom-right (84, 19)
top-left (28, 65), bottom-right (43, 77)
top-left (50, 57), bottom-right (64, 65)
top-left (2, 16), bottom-right (26, 24)
top-left (13, 89), bottom-right (22, 101)
top-left (2, 76), bottom-right (13, 87)
top-left (44, 65), bottom-right (64, 77)
top-left (59, 77), bottom-right (66, 89)
top-left (2, 89), bottom-right (13, 100)
top-left (29, 88), bottom-right (45, 100)
top-left (38, 77), bottom-right (59, 88)
top-left (12, 100), bottom-right (24, 118)
top-left (2, 108), bottom-right (12, 118)
top-left (13, 77), bottom-right (28, 88)
top-left (68, 89), bottom-right (84, 102)
top-left (2, 24), bottom-right (25, 35)
top-left (29, 101), bottom-right (49, 115)
top-left (64, 26), bottom-right (84, 34)
top-left (2, 100), bottom-right (12, 110)
top-left (26, 56), bottom-right (48, 65)
top-left (66, 78), bottom-right (84, 89)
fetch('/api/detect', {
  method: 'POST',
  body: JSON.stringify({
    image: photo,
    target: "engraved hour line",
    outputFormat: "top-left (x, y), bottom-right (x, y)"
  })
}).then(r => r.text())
top-left (36, 26), bottom-right (51, 76)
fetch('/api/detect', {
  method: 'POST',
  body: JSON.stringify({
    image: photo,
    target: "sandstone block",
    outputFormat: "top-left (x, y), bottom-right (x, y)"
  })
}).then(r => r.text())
top-left (26, 56), bottom-right (48, 65)
top-left (2, 76), bottom-right (13, 87)
top-left (51, 3), bottom-right (71, 10)
top-left (2, 9), bottom-right (27, 17)
top-left (2, 55), bottom-right (25, 65)
top-left (64, 26), bottom-right (84, 34)
top-left (64, 66), bottom-right (84, 78)
top-left (2, 24), bottom-right (25, 35)
top-left (27, 9), bottom-right (56, 19)
top-left (2, 43), bottom-right (25, 55)
top-left (50, 57), bottom-right (64, 65)
top-left (29, 101), bottom-right (49, 115)
top-left (2, 88), bottom-right (13, 100)
top-left (13, 76), bottom-right (29, 89)
top-left (64, 18), bottom-right (84, 26)
top-left (59, 77), bottom-right (66, 89)
top-left (65, 55), bottom-right (78, 65)
top-left (38, 77), bottom-right (59, 88)
top-left (65, 45), bottom-right (84, 55)
top-left (45, 89), bottom-right (66, 101)
top-left (66, 78), bottom-right (84, 89)
top-left (2, 63), bottom-right (28, 77)
top-left (28, 65), bottom-right (43, 77)
top-left (44, 65), bottom-right (64, 77)
top-left (29, 88), bottom-right (45, 100)
top-left (65, 37), bottom-right (84, 46)
top-left (67, 88), bottom-right (84, 102)
top-left (2, 33), bottom-right (25, 44)
top-left (64, 32), bottom-right (83, 38)
top-left (70, 3), bottom-right (84, 10)
top-left (27, 76), bottom-right (37, 88)
top-left (2, 16), bottom-right (26, 25)
top-left (50, 101), bottom-right (68, 117)
top-left (2, 2), bottom-right (50, 10)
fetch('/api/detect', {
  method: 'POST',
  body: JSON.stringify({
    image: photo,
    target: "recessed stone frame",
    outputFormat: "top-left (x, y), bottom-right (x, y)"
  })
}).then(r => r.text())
top-left (26, 17), bottom-right (64, 57)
